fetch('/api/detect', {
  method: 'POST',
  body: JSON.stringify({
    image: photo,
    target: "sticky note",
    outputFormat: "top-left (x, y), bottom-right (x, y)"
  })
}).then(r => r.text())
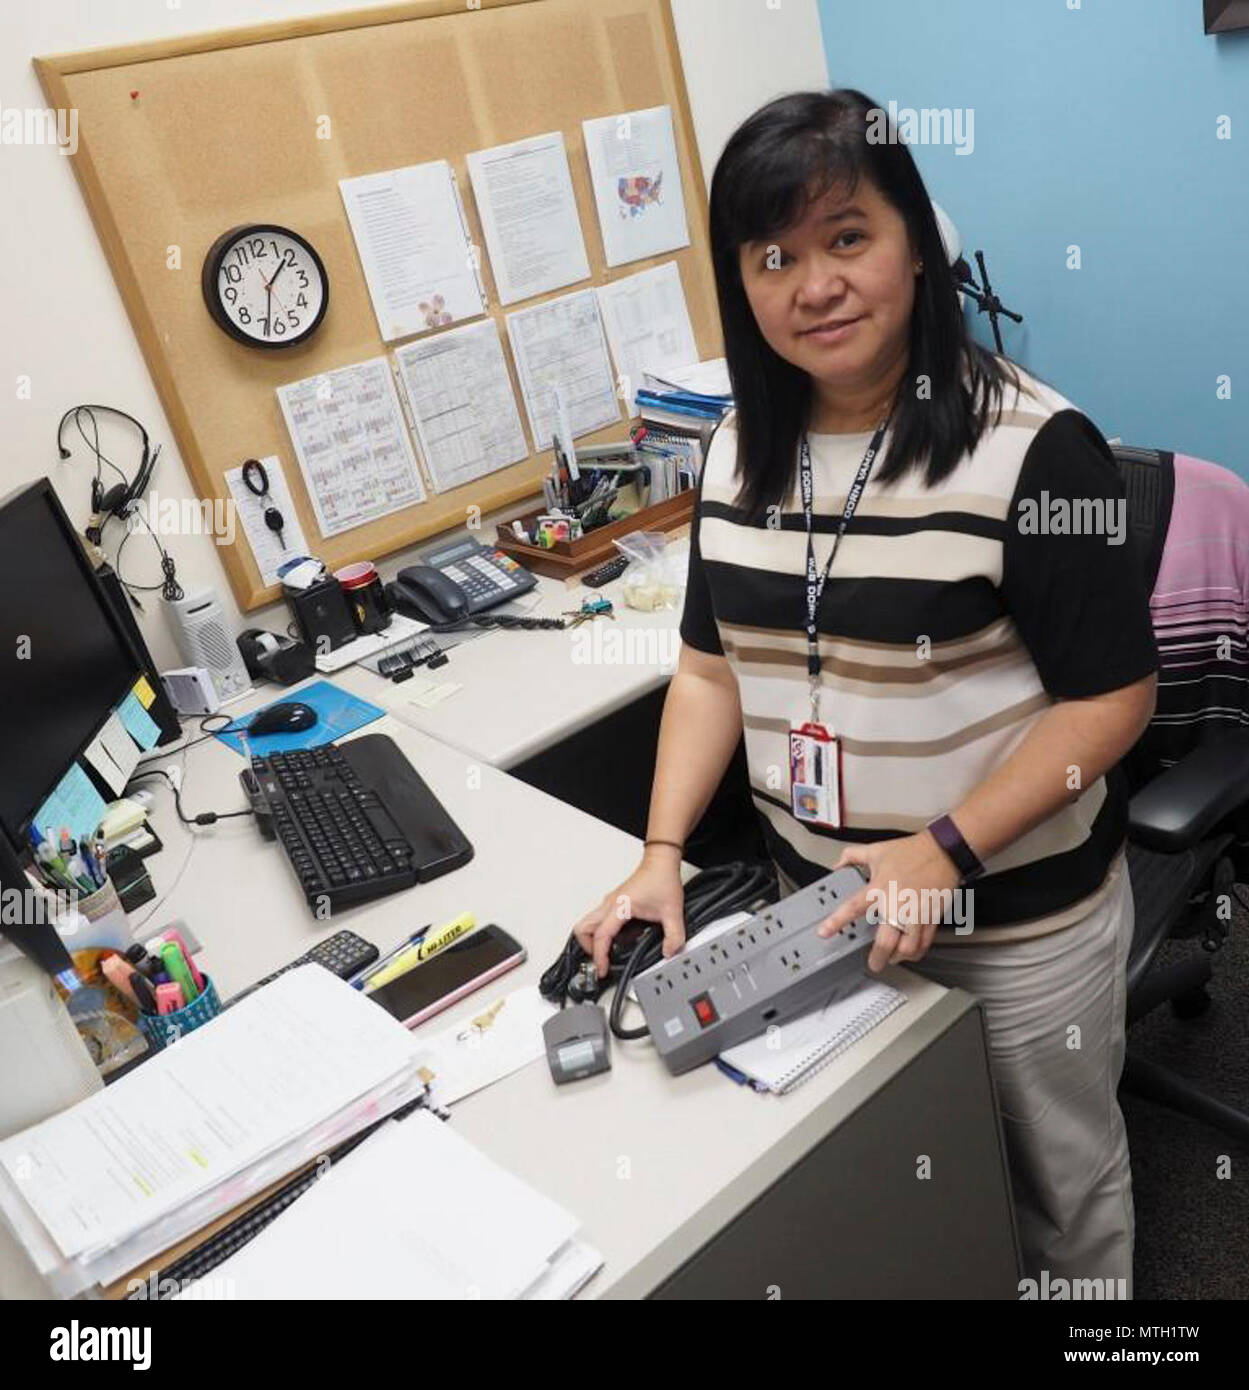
top-left (117, 692), bottom-right (161, 751)
top-left (132, 675), bottom-right (156, 710)
top-left (33, 763), bottom-right (108, 844)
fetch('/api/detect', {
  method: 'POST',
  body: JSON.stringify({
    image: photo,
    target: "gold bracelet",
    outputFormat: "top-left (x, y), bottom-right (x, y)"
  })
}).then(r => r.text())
top-left (644, 838), bottom-right (684, 853)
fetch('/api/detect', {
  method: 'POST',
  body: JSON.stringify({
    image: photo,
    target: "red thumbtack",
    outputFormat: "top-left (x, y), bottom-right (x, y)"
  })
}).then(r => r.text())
top-left (130, 90), bottom-right (139, 100)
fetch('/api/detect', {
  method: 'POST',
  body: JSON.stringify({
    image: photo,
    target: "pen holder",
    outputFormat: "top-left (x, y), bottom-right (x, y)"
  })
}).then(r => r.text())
top-left (55, 876), bottom-right (133, 955)
top-left (138, 975), bottom-right (222, 1054)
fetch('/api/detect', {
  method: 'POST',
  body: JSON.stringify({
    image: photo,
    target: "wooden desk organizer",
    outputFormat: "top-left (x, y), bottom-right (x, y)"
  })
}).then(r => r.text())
top-left (495, 489), bottom-right (694, 579)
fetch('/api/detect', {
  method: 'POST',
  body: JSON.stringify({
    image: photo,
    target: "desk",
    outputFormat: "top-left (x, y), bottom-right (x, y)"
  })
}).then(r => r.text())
top-left (308, 546), bottom-right (764, 860)
top-left (340, 545), bottom-right (687, 770)
top-left (1, 703), bottom-right (1020, 1299)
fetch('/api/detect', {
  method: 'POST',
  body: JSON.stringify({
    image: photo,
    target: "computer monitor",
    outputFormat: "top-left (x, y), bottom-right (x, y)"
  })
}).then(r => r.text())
top-left (0, 478), bottom-right (145, 853)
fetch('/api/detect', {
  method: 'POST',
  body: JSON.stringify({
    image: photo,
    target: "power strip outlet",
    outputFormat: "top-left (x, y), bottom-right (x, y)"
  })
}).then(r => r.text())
top-left (636, 865), bottom-right (874, 1075)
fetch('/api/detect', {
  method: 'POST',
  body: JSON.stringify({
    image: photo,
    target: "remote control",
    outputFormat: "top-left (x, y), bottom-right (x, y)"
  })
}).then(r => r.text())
top-left (583, 555), bottom-right (630, 588)
top-left (225, 930), bottom-right (379, 1008)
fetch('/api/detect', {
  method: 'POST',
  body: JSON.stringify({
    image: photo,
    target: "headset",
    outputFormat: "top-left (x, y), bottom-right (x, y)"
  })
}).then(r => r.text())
top-left (55, 403), bottom-right (181, 602)
top-left (56, 404), bottom-right (161, 544)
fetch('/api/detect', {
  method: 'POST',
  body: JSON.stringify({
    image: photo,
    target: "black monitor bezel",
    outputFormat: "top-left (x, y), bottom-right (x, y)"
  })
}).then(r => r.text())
top-left (0, 477), bottom-right (145, 855)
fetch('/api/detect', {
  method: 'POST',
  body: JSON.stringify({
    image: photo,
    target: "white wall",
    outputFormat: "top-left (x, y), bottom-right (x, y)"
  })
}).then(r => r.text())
top-left (670, 0), bottom-right (830, 193)
top-left (0, 0), bottom-right (827, 671)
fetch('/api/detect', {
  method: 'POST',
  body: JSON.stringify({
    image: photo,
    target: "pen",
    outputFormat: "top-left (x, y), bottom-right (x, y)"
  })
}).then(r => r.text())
top-left (363, 911), bottom-right (475, 991)
top-left (129, 970), bottom-right (159, 1015)
top-left (350, 923), bottom-right (431, 988)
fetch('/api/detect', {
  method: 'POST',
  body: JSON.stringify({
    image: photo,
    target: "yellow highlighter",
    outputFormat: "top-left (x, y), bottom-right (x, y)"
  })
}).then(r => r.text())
top-left (364, 911), bottom-right (475, 991)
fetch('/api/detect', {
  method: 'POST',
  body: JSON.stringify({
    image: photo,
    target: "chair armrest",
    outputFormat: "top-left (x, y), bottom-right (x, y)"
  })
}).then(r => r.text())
top-left (1127, 732), bottom-right (1249, 853)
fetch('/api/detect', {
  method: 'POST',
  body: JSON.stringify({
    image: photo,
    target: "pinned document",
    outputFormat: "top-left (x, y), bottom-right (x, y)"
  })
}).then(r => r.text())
top-left (340, 161), bottom-right (487, 342)
top-left (277, 358), bottom-right (426, 538)
top-left (506, 289), bottom-right (621, 446)
top-left (596, 262), bottom-right (697, 415)
top-left (467, 132), bottom-right (591, 304)
top-left (583, 106), bottom-right (690, 267)
top-left (224, 455), bottom-right (310, 586)
top-left (393, 319), bottom-right (529, 492)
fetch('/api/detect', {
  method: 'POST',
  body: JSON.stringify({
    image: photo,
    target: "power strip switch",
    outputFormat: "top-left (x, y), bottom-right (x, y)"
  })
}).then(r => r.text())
top-left (635, 865), bottom-right (874, 1075)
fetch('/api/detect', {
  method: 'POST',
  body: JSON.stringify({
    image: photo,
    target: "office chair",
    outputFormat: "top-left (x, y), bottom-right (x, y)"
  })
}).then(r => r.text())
top-left (1112, 444), bottom-right (1249, 1143)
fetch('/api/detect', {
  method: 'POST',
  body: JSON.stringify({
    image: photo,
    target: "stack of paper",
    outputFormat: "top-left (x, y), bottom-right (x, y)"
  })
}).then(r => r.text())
top-left (176, 1110), bottom-right (602, 1300)
top-left (0, 967), bottom-right (429, 1296)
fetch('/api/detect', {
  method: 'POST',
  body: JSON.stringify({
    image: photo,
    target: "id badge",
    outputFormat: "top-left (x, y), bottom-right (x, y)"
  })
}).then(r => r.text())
top-left (789, 721), bottom-right (843, 828)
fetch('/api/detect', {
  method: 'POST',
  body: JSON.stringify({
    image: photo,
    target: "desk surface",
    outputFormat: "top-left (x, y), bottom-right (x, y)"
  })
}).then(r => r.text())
top-left (331, 543), bottom-right (687, 769)
top-left (3, 698), bottom-right (953, 1299)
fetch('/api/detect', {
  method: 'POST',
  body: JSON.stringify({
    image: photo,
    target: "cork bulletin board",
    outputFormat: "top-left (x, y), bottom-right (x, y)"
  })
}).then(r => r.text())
top-left (35, 0), bottom-right (718, 610)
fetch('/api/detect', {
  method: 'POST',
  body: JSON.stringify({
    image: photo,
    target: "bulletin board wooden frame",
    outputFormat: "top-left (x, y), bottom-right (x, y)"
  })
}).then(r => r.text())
top-left (35, 0), bottom-right (719, 611)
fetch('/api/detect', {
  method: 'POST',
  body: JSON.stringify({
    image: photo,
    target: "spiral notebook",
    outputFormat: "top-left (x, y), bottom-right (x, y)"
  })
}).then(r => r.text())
top-left (719, 980), bottom-right (906, 1094)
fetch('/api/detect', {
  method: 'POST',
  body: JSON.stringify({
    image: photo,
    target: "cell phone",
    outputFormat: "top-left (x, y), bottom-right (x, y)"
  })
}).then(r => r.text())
top-left (367, 924), bottom-right (526, 1029)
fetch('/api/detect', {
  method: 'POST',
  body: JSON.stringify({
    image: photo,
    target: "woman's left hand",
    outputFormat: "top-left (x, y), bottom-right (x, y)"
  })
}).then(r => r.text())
top-left (816, 833), bottom-right (962, 972)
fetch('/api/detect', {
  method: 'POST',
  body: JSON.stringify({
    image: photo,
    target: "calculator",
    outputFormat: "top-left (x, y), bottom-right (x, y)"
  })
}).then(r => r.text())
top-left (223, 930), bottom-right (379, 1008)
top-left (417, 537), bottom-right (537, 614)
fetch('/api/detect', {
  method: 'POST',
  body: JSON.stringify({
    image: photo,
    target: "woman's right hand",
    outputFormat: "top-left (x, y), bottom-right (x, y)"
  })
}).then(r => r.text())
top-left (573, 846), bottom-right (687, 978)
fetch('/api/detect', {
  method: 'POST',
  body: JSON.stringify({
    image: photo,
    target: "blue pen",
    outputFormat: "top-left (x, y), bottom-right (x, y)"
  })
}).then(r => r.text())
top-left (349, 924), bottom-right (430, 988)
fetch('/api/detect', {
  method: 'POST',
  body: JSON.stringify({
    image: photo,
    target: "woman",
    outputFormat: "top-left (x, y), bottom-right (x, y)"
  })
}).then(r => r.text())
top-left (574, 90), bottom-right (1158, 1292)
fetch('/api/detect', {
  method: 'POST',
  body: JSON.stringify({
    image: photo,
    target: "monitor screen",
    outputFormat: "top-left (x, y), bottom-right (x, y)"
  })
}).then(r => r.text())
top-left (0, 481), bottom-right (140, 847)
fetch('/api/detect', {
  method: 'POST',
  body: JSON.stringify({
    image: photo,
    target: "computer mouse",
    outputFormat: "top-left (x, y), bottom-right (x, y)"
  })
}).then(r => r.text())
top-left (246, 701), bottom-right (319, 736)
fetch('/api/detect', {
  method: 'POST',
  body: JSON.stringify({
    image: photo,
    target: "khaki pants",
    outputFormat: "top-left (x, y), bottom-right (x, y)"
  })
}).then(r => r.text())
top-left (908, 851), bottom-right (1136, 1295)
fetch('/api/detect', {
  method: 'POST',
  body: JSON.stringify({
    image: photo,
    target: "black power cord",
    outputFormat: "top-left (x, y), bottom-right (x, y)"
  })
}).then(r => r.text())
top-left (426, 612), bottom-right (567, 633)
top-left (128, 766), bottom-right (254, 827)
top-left (540, 861), bottom-right (778, 1041)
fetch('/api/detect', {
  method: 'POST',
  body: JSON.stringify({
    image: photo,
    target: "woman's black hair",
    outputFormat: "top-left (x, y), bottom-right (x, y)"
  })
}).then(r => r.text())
top-left (709, 88), bottom-right (1026, 520)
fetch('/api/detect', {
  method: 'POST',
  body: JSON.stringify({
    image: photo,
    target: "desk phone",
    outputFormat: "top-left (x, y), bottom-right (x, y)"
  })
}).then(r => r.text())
top-left (417, 538), bottom-right (536, 614)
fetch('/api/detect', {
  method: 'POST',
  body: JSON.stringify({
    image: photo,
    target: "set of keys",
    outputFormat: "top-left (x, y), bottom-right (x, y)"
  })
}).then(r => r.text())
top-left (561, 596), bottom-right (615, 629)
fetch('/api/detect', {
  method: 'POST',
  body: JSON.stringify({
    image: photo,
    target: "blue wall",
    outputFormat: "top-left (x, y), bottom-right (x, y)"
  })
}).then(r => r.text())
top-left (817, 0), bottom-right (1248, 472)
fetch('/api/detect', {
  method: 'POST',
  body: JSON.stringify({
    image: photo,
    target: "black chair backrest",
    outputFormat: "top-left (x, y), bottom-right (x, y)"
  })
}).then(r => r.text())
top-left (1109, 445), bottom-right (1175, 594)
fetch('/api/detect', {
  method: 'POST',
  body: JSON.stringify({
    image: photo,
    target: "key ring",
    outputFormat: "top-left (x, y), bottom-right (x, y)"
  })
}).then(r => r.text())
top-left (241, 457), bottom-right (271, 499)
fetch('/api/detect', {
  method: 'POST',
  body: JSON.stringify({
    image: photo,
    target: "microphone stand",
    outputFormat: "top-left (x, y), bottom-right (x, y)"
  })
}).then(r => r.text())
top-left (953, 250), bottom-right (1023, 354)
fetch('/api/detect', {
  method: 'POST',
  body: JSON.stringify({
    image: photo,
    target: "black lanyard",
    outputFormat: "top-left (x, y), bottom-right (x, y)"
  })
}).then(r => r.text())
top-left (800, 415), bottom-right (890, 722)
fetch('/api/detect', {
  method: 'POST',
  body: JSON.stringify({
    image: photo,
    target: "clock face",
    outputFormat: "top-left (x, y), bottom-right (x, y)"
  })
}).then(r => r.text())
top-left (201, 224), bottom-right (329, 348)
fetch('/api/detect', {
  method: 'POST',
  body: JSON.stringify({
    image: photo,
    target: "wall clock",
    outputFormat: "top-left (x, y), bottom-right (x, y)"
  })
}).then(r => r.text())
top-left (201, 224), bottom-right (328, 348)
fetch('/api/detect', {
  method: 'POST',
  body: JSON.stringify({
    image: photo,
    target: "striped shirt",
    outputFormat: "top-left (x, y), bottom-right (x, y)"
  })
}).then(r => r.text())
top-left (680, 367), bottom-right (1159, 941)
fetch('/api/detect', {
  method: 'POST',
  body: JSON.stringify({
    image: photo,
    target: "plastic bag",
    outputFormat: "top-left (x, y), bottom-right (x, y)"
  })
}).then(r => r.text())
top-left (614, 531), bottom-right (684, 611)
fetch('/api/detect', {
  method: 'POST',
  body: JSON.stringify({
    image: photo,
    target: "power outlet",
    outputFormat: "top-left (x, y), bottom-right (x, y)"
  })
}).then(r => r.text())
top-left (636, 864), bottom-right (873, 1074)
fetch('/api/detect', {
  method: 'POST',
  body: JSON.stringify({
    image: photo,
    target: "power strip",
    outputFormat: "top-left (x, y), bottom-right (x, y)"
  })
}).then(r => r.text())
top-left (635, 865), bottom-right (874, 1074)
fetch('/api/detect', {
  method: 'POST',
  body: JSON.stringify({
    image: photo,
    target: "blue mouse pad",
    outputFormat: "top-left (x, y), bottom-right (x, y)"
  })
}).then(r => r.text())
top-left (215, 680), bottom-right (386, 758)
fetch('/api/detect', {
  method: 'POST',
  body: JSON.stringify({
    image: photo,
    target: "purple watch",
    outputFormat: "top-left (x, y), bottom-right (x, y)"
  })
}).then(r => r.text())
top-left (926, 814), bottom-right (985, 883)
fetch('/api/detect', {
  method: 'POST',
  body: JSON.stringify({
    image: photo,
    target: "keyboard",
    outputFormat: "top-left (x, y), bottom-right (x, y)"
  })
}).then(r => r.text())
top-left (240, 733), bottom-right (473, 913)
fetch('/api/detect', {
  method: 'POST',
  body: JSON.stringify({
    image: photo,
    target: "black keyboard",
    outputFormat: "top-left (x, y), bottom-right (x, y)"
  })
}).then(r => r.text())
top-left (240, 733), bottom-right (473, 913)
